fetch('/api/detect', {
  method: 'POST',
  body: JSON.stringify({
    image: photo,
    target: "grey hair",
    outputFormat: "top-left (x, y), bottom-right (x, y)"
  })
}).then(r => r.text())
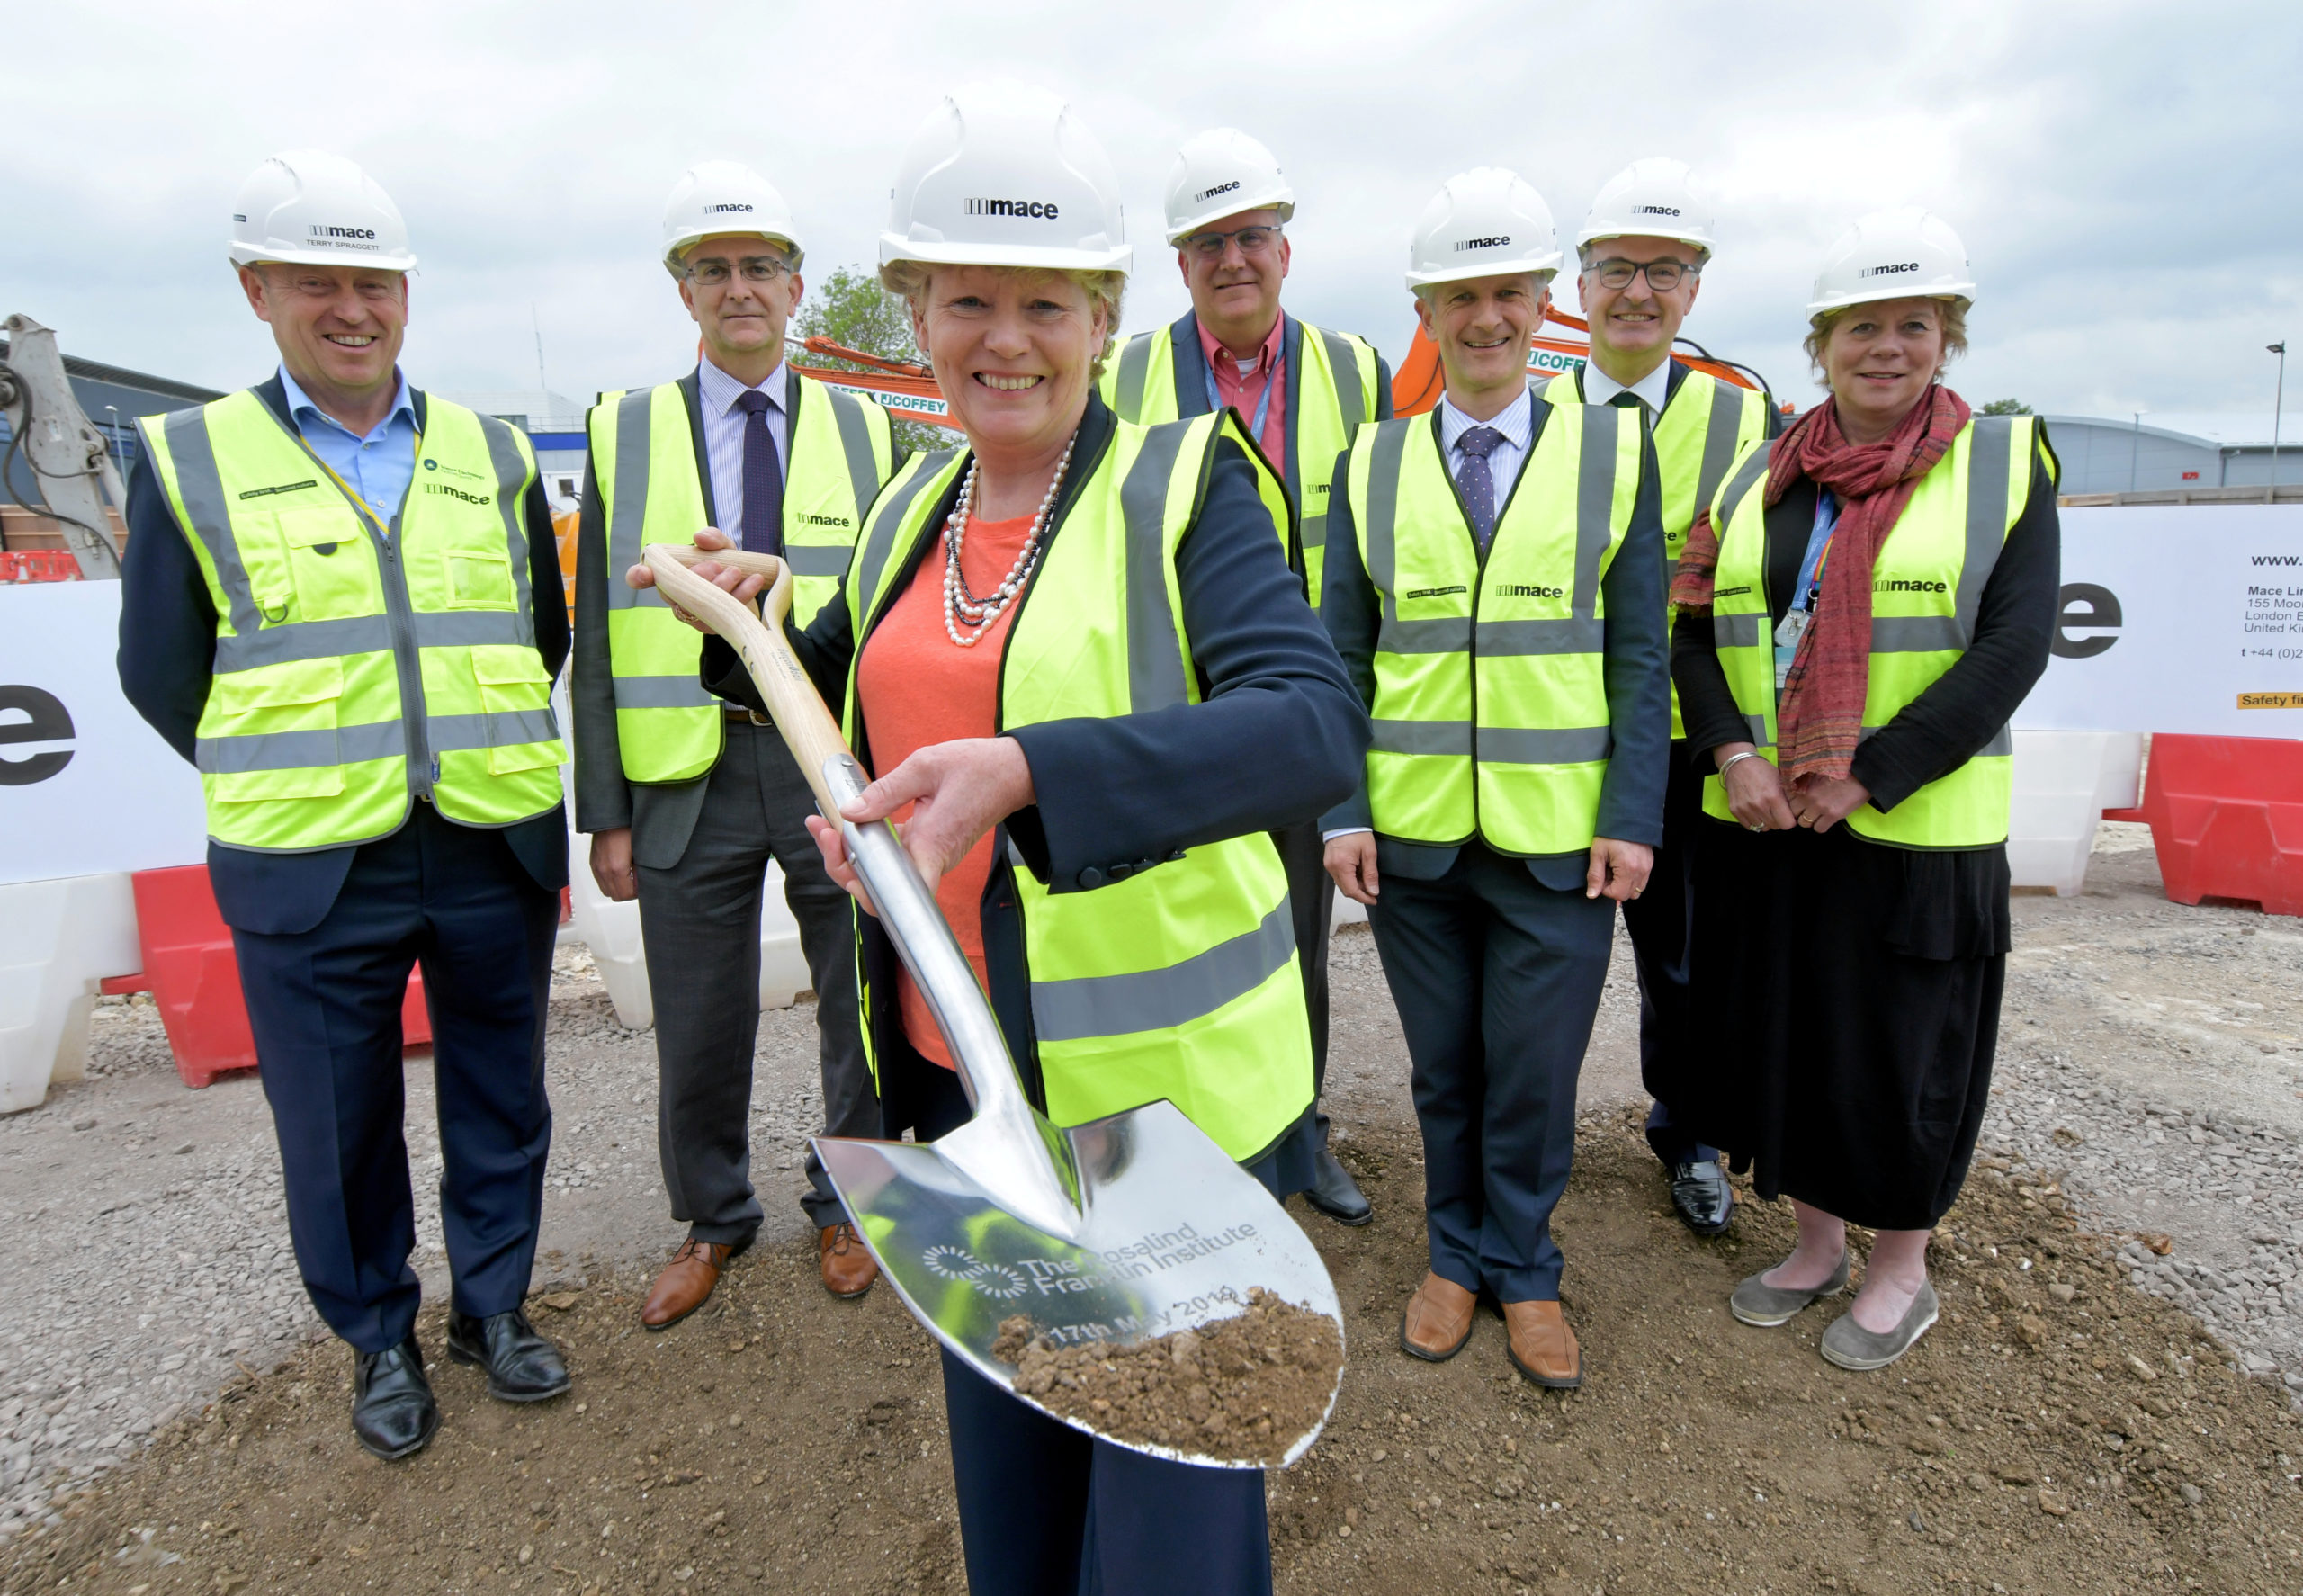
top-left (879, 260), bottom-right (1127, 382)
top-left (1805, 298), bottom-right (1969, 383)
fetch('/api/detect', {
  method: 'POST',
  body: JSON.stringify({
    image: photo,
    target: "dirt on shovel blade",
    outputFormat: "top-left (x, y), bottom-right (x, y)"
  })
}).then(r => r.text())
top-left (993, 1288), bottom-right (1342, 1465)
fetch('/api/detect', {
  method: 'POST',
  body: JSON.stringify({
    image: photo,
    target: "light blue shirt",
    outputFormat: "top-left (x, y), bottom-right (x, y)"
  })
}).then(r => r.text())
top-left (277, 364), bottom-right (419, 527)
top-left (694, 354), bottom-right (791, 547)
top-left (1438, 383), bottom-right (1537, 505)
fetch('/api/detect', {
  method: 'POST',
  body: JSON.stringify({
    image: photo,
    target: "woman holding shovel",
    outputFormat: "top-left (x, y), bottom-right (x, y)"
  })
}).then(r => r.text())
top-left (633, 84), bottom-right (1366, 1596)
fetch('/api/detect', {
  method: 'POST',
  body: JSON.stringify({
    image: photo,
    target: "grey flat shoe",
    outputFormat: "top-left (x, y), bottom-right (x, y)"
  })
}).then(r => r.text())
top-left (1729, 1249), bottom-right (1851, 1327)
top-left (1821, 1280), bottom-right (1940, 1371)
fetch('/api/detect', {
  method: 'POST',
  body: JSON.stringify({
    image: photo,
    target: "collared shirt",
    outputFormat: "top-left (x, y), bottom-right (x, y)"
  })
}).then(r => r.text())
top-left (1196, 315), bottom-right (1286, 463)
top-left (1438, 383), bottom-right (1537, 506)
top-left (277, 364), bottom-right (418, 526)
top-left (694, 354), bottom-right (792, 541)
top-left (1578, 354), bottom-right (1671, 417)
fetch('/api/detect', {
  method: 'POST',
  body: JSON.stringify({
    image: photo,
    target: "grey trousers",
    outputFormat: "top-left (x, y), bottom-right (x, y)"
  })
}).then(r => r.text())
top-left (633, 721), bottom-right (874, 1242)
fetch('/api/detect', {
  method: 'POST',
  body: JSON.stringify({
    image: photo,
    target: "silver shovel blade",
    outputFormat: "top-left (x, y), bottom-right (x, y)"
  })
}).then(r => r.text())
top-left (815, 1100), bottom-right (1344, 1469)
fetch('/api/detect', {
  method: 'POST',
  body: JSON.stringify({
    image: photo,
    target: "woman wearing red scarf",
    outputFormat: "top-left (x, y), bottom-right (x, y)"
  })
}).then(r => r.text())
top-left (1671, 211), bottom-right (2060, 1371)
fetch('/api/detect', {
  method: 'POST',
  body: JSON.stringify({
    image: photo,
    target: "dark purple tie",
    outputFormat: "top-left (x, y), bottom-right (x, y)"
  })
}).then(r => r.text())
top-left (735, 388), bottom-right (784, 558)
top-left (1456, 425), bottom-right (1504, 551)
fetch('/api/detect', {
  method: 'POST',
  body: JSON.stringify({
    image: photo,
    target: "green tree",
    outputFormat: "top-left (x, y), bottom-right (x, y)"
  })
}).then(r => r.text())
top-left (1980, 398), bottom-right (2034, 415)
top-left (794, 265), bottom-right (943, 454)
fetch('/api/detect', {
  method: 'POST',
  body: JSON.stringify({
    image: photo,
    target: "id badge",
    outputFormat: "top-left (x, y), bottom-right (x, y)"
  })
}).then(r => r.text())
top-left (1773, 609), bottom-right (1809, 692)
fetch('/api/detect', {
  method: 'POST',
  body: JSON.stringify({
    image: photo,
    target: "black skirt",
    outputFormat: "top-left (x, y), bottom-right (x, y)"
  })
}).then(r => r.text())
top-left (1681, 816), bottom-right (2011, 1231)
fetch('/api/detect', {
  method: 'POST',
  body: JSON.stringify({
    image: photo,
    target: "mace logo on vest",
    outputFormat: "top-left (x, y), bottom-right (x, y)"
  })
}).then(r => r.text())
top-left (965, 198), bottom-right (1062, 220)
top-left (1875, 578), bottom-right (1950, 593)
top-left (800, 513), bottom-right (852, 527)
top-left (423, 481), bottom-right (493, 507)
top-left (1495, 583), bottom-right (1565, 599)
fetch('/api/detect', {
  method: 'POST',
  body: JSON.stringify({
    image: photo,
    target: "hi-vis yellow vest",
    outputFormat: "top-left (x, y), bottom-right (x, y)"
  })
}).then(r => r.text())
top-left (590, 374), bottom-right (895, 784)
top-left (1343, 404), bottom-right (1644, 856)
top-left (1542, 365), bottom-right (1772, 737)
top-left (1700, 415), bottom-right (2052, 848)
top-left (1100, 315), bottom-right (1381, 606)
top-left (843, 413), bottom-right (1309, 1161)
top-left (138, 390), bottom-right (563, 851)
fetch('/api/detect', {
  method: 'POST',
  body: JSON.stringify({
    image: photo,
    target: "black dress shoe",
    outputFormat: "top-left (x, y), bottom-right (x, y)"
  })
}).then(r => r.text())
top-left (1669, 1159), bottom-right (1735, 1235)
top-left (352, 1334), bottom-right (440, 1460)
top-left (446, 1307), bottom-right (571, 1403)
top-left (1304, 1144), bottom-right (1373, 1226)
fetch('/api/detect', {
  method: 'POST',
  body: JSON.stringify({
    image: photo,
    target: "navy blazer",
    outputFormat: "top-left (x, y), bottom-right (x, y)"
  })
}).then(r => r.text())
top-left (117, 377), bottom-right (570, 935)
top-left (1317, 393), bottom-right (1671, 892)
top-left (701, 394), bottom-right (1369, 1108)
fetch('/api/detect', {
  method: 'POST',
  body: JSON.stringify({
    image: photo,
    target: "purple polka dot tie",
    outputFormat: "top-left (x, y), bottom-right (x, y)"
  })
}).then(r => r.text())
top-left (1456, 425), bottom-right (1504, 552)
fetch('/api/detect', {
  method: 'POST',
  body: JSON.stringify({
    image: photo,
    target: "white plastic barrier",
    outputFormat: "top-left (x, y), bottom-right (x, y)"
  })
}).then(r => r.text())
top-left (563, 833), bottom-right (811, 1031)
top-left (2008, 731), bottom-right (2145, 897)
top-left (0, 873), bottom-right (139, 1113)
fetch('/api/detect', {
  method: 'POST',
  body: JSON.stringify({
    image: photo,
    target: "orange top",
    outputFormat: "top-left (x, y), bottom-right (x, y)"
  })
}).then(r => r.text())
top-left (853, 510), bottom-right (1035, 1070)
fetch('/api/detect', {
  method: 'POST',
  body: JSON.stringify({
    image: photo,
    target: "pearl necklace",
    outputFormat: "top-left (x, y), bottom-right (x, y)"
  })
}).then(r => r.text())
top-left (941, 432), bottom-right (1077, 648)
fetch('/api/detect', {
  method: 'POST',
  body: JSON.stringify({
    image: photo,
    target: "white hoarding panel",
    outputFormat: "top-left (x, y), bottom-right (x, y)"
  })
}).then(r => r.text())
top-left (2014, 505), bottom-right (2303, 737)
top-left (0, 582), bottom-right (208, 886)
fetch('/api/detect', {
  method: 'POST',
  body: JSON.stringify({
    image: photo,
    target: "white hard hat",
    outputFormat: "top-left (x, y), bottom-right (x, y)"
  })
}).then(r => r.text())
top-left (228, 150), bottom-right (416, 272)
top-left (880, 83), bottom-right (1131, 275)
top-left (1405, 167), bottom-right (1561, 291)
top-left (661, 161), bottom-right (803, 276)
top-left (1807, 208), bottom-right (1976, 316)
top-left (1576, 157), bottom-right (1715, 256)
top-left (1163, 128), bottom-right (1295, 245)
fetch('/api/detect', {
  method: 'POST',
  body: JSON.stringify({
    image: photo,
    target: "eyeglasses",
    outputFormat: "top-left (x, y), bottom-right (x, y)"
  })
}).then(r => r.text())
top-left (1586, 257), bottom-right (1701, 292)
top-left (685, 256), bottom-right (793, 286)
top-left (1181, 225), bottom-right (1283, 262)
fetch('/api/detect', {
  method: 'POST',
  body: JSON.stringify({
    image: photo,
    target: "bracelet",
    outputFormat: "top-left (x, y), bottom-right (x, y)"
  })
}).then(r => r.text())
top-left (1717, 749), bottom-right (1765, 781)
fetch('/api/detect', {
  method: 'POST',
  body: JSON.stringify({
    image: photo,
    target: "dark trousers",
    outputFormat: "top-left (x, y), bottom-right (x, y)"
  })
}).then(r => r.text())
top-left (1369, 843), bottom-right (1614, 1303)
top-left (1272, 820), bottom-right (1336, 1149)
top-left (887, 1046), bottom-right (1271, 1596)
top-left (634, 720), bottom-right (872, 1243)
top-left (1621, 746), bottom-right (1718, 1167)
top-left (233, 802), bottom-right (559, 1354)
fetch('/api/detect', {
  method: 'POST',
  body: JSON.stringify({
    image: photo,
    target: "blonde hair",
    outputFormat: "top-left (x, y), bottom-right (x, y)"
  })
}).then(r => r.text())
top-left (879, 260), bottom-right (1127, 383)
top-left (1805, 298), bottom-right (1968, 383)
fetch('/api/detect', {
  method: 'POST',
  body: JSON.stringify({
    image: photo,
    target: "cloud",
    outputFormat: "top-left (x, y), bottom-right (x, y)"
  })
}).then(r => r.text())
top-left (4, 0), bottom-right (2292, 419)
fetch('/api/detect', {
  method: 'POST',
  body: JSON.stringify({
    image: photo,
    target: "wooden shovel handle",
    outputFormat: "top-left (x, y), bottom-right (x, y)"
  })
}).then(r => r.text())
top-left (641, 546), bottom-right (855, 821)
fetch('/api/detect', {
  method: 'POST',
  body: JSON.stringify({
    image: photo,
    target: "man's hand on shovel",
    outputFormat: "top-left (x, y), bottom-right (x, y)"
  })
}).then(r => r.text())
top-left (625, 527), bottom-right (761, 627)
top-left (805, 738), bottom-right (1035, 908)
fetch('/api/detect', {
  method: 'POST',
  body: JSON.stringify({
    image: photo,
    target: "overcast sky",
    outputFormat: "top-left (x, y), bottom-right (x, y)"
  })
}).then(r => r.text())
top-left (7, 0), bottom-right (2296, 424)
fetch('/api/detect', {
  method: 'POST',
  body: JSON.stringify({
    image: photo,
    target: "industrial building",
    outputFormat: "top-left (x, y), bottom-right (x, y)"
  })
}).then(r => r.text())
top-left (2044, 412), bottom-right (2300, 496)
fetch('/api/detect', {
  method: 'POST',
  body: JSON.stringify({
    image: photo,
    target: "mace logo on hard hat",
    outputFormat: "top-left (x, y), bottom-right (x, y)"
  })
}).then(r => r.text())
top-left (1859, 261), bottom-right (1922, 279)
top-left (966, 198), bottom-right (1062, 220)
top-left (1196, 180), bottom-right (1241, 203)
top-left (308, 225), bottom-right (379, 241)
top-left (1632, 204), bottom-right (1681, 218)
top-left (1456, 236), bottom-right (1511, 251)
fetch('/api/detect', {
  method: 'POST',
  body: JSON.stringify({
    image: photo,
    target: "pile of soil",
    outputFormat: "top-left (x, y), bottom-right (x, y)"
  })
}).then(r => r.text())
top-left (993, 1289), bottom-right (1344, 1466)
top-left (7, 1109), bottom-right (2301, 1595)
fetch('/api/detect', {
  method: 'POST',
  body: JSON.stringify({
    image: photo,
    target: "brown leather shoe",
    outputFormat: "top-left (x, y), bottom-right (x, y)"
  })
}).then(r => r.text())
top-left (820, 1223), bottom-right (878, 1300)
top-left (1400, 1272), bottom-right (1476, 1362)
top-left (641, 1239), bottom-right (735, 1331)
top-left (1503, 1299), bottom-right (1582, 1389)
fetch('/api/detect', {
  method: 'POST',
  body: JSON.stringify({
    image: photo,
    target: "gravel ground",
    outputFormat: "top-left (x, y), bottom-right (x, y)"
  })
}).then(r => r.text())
top-left (1, 820), bottom-right (2297, 1550)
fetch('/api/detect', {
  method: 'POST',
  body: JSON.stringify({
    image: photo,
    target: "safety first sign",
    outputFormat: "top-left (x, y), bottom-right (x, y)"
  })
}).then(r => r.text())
top-left (2015, 505), bottom-right (2303, 737)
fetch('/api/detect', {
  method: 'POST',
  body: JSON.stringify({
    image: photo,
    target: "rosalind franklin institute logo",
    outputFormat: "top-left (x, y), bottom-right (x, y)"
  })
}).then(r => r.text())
top-left (923, 1244), bottom-right (1029, 1299)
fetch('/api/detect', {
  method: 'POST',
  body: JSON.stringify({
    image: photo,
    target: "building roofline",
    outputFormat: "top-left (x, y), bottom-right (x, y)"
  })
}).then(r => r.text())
top-left (0, 336), bottom-right (227, 405)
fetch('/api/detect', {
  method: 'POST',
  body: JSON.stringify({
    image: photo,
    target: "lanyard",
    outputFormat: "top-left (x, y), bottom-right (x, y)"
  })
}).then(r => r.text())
top-left (1203, 346), bottom-right (1277, 444)
top-left (294, 422), bottom-right (418, 541)
top-left (1792, 490), bottom-right (1841, 614)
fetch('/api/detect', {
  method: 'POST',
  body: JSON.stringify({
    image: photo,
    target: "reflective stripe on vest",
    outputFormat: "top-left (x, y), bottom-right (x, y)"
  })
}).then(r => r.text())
top-left (1699, 416), bottom-right (2038, 847)
top-left (1543, 367), bottom-right (1770, 737)
top-left (844, 413), bottom-right (1313, 1162)
top-left (1100, 317), bottom-right (1381, 610)
top-left (590, 375), bottom-right (894, 784)
top-left (136, 390), bottom-right (562, 851)
top-left (1346, 403), bottom-right (1643, 856)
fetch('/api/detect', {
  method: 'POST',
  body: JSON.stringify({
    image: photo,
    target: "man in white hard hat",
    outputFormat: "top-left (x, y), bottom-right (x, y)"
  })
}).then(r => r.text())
top-left (1100, 126), bottom-right (1392, 1228)
top-left (570, 162), bottom-right (901, 1325)
top-left (1540, 157), bottom-right (1779, 1239)
top-left (1321, 168), bottom-right (1670, 1390)
top-left (118, 150), bottom-right (575, 1460)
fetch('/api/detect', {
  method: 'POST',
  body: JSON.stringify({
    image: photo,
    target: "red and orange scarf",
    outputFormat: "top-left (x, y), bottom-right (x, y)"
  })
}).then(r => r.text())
top-left (1671, 385), bottom-right (1971, 782)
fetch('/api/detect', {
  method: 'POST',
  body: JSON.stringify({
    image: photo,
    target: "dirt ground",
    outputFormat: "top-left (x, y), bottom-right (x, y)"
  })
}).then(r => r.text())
top-left (8, 831), bottom-right (2303, 1595)
top-left (7, 1115), bottom-right (2302, 1595)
